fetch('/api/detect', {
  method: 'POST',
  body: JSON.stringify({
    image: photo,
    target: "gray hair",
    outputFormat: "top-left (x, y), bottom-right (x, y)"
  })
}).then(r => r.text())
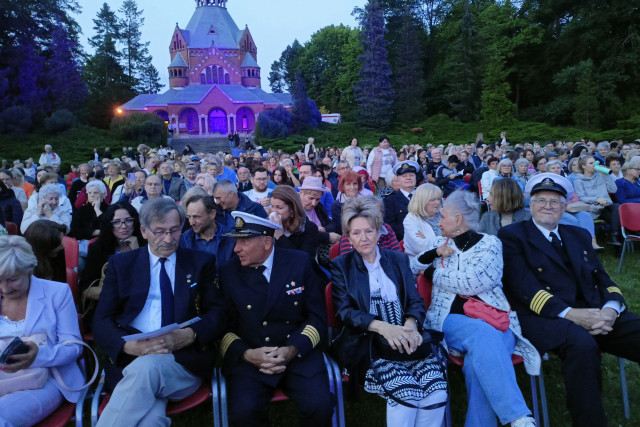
top-left (597, 141), bottom-right (610, 150)
top-left (86, 180), bottom-right (107, 195)
top-left (341, 195), bottom-right (384, 236)
top-left (442, 190), bottom-right (481, 231)
top-left (514, 158), bottom-right (529, 168)
top-left (337, 160), bottom-right (349, 168)
top-left (44, 144), bottom-right (52, 150)
top-left (0, 235), bottom-right (38, 276)
top-left (161, 162), bottom-right (174, 171)
top-left (39, 183), bottom-right (61, 199)
top-left (545, 160), bottom-right (563, 172)
top-left (384, 169), bottom-right (396, 187)
top-left (497, 159), bottom-right (513, 171)
top-left (213, 179), bottom-right (236, 194)
top-left (185, 163), bottom-right (198, 172)
top-left (139, 197), bottom-right (185, 228)
top-left (281, 158), bottom-right (293, 167)
top-left (182, 186), bottom-right (209, 207)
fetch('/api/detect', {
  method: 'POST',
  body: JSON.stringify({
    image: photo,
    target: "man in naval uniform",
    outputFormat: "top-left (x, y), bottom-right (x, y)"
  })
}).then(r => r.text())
top-left (218, 212), bottom-right (333, 427)
top-left (383, 160), bottom-right (421, 241)
top-left (499, 173), bottom-right (640, 426)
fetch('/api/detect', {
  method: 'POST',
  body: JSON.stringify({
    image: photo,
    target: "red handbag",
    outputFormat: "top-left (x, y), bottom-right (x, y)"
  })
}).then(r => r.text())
top-left (462, 297), bottom-right (511, 332)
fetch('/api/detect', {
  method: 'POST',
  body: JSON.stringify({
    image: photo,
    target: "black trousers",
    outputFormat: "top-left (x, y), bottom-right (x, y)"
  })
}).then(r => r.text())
top-left (547, 310), bottom-right (640, 427)
top-left (227, 367), bottom-right (333, 427)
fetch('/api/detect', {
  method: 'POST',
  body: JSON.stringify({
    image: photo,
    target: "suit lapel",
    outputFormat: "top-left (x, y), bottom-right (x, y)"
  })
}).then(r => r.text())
top-left (124, 248), bottom-right (152, 324)
top-left (525, 220), bottom-right (569, 272)
top-left (173, 248), bottom-right (190, 322)
top-left (23, 277), bottom-right (47, 334)
top-left (264, 249), bottom-right (287, 316)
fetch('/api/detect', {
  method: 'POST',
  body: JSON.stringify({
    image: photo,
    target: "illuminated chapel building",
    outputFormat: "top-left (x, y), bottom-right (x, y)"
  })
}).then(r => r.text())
top-left (118, 0), bottom-right (291, 136)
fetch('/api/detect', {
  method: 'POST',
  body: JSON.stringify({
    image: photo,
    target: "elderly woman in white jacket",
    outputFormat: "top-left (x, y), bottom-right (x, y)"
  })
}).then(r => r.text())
top-left (412, 191), bottom-right (539, 427)
top-left (402, 183), bottom-right (443, 268)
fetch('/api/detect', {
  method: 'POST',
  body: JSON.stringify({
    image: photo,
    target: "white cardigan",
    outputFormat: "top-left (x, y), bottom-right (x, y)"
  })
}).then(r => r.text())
top-left (402, 213), bottom-right (438, 259)
top-left (413, 234), bottom-right (541, 375)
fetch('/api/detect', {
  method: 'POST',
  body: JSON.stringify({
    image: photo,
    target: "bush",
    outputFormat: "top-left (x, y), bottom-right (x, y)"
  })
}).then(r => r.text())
top-left (44, 109), bottom-right (77, 134)
top-left (110, 113), bottom-right (167, 145)
top-left (256, 106), bottom-right (293, 139)
top-left (0, 106), bottom-right (32, 135)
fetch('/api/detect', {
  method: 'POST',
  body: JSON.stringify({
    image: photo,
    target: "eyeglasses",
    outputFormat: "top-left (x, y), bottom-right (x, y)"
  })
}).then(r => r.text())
top-left (111, 218), bottom-right (135, 227)
top-left (254, 177), bottom-right (268, 181)
top-left (531, 198), bottom-right (563, 208)
top-left (147, 227), bottom-right (182, 238)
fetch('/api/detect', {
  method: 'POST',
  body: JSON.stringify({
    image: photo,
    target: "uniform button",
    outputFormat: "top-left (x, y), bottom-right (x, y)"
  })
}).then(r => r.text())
top-left (265, 337), bottom-right (270, 342)
top-left (262, 321), bottom-right (268, 326)
top-left (247, 305), bottom-right (252, 310)
top-left (537, 268), bottom-right (543, 272)
top-left (594, 270), bottom-right (598, 274)
top-left (286, 334), bottom-right (290, 338)
top-left (294, 301), bottom-right (299, 306)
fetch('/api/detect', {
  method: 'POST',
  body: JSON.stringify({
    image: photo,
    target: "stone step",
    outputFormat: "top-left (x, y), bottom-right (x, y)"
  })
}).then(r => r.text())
top-left (169, 134), bottom-right (255, 154)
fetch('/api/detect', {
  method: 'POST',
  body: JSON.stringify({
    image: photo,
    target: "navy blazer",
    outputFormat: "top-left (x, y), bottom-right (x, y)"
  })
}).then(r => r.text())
top-left (499, 219), bottom-right (626, 350)
top-left (329, 249), bottom-right (425, 332)
top-left (383, 190), bottom-right (411, 241)
top-left (218, 247), bottom-right (327, 387)
top-left (93, 246), bottom-right (226, 389)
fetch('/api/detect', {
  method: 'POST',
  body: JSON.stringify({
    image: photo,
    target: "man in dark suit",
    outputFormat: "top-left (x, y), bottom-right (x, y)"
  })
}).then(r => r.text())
top-left (218, 212), bottom-right (333, 427)
top-left (383, 160), bottom-right (420, 241)
top-left (499, 173), bottom-right (640, 426)
top-left (158, 161), bottom-right (187, 201)
top-left (94, 198), bottom-right (227, 425)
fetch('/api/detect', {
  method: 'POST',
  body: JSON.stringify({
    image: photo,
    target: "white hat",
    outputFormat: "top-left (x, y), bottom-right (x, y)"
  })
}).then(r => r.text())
top-left (525, 173), bottom-right (573, 199)
top-left (392, 160), bottom-right (420, 176)
top-left (225, 211), bottom-right (282, 238)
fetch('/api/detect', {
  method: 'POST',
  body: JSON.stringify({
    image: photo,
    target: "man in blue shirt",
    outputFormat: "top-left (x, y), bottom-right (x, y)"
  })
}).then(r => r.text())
top-left (180, 194), bottom-right (234, 267)
top-left (213, 179), bottom-right (267, 229)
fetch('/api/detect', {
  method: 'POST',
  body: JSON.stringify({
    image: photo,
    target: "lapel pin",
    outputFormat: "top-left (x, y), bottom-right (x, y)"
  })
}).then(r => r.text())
top-left (190, 282), bottom-right (198, 288)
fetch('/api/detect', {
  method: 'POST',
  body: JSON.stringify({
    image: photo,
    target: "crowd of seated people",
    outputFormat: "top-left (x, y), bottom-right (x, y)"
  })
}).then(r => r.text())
top-left (1, 136), bottom-right (640, 426)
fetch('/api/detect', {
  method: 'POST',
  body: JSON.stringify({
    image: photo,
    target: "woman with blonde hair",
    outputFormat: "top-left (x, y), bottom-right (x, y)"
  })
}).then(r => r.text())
top-left (195, 173), bottom-right (216, 196)
top-left (402, 183), bottom-right (443, 260)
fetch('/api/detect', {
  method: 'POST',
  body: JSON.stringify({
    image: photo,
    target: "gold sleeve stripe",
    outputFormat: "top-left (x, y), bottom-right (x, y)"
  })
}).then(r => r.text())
top-left (220, 333), bottom-right (241, 357)
top-left (300, 325), bottom-right (321, 347)
top-left (530, 290), bottom-right (553, 315)
top-left (607, 286), bottom-right (623, 295)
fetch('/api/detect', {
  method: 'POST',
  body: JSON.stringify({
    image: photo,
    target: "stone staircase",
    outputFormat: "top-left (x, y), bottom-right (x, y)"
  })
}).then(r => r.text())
top-left (169, 135), bottom-right (233, 154)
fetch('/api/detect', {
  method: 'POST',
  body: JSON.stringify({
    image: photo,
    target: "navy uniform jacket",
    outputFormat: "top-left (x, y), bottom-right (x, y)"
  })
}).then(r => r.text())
top-left (93, 246), bottom-right (227, 390)
top-left (218, 247), bottom-right (327, 387)
top-left (498, 219), bottom-right (626, 351)
top-left (383, 190), bottom-right (411, 241)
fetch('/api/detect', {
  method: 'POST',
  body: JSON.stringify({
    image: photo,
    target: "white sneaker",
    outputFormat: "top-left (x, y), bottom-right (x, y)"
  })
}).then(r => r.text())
top-left (511, 416), bottom-right (536, 427)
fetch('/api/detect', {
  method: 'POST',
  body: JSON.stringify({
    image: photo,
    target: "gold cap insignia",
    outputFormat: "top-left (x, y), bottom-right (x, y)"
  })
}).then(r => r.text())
top-left (235, 217), bottom-right (245, 228)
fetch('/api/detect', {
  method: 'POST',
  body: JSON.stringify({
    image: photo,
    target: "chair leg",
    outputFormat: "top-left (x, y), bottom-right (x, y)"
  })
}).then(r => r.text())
top-left (618, 358), bottom-right (630, 419)
top-left (91, 371), bottom-right (106, 427)
top-left (445, 397), bottom-right (452, 427)
top-left (324, 355), bottom-right (346, 427)
top-left (617, 240), bottom-right (627, 274)
top-left (219, 369), bottom-right (229, 427)
top-left (212, 368), bottom-right (221, 427)
top-left (530, 375), bottom-right (540, 427)
top-left (538, 367), bottom-right (549, 427)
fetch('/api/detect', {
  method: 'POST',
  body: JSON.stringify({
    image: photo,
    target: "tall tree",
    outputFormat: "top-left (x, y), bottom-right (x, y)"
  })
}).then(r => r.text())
top-left (119, 0), bottom-right (156, 93)
top-left (46, 23), bottom-right (87, 112)
top-left (353, 0), bottom-right (395, 129)
top-left (290, 71), bottom-right (320, 131)
top-left (139, 55), bottom-right (164, 94)
top-left (17, 41), bottom-right (50, 118)
top-left (481, 54), bottom-right (513, 128)
top-left (268, 40), bottom-right (304, 93)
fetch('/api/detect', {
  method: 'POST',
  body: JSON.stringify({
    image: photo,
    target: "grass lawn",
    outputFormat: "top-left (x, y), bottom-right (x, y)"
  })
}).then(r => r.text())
top-left (159, 248), bottom-right (639, 427)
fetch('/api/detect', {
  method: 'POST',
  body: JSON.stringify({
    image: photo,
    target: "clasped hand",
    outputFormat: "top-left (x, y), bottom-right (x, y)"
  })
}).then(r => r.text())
top-left (243, 346), bottom-right (298, 375)
top-left (566, 308), bottom-right (617, 335)
top-left (123, 328), bottom-right (195, 357)
top-left (370, 319), bottom-right (422, 355)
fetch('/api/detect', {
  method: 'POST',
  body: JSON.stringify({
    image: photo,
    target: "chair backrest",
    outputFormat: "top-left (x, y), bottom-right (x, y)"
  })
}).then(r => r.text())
top-left (5, 221), bottom-right (18, 235)
top-left (66, 267), bottom-right (79, 306)
top-left (416, 274), bottom-right (433, 309)
top-left (477, 181), bottom-right (483, 197)
top-left (324, 282), bottom-right (340, 329)
top-left (329, 242), bottom-right (340, 260)
top-left (399, 240), bottom-right (405, 253)
top-left (62, 236), bottom-right (79, 269)
top-left (618, 203), bottom-right (640, 238)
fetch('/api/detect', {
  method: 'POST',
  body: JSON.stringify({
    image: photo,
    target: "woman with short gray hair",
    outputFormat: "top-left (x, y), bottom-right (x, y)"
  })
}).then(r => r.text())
top-left (412, 190), bottom-right (539, 427)
top-left (330, 196), bottom-right (447, 427)
top-left (21, 184), bottom-right (71, 234)
top-left (0, 235), bottom-right (85, 425)
top-left (70, 180), bottom-right (109, 240)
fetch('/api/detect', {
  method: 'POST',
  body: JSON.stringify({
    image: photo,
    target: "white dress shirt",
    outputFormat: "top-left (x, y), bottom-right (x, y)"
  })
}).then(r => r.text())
top-left (532, 219), bottom-right (622, 317)
top-left (130, 248), bottom-right (177, 333)
top-left (257, 247), bottom-right (275, 282)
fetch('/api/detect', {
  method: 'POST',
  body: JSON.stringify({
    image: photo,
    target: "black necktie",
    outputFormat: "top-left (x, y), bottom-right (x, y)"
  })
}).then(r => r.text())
top-left (550, 232), bottom-right (562, 251)
top-left (159, 258), bottom-right (174, 326)
top-left (407, 193), bottom-right (412, 200)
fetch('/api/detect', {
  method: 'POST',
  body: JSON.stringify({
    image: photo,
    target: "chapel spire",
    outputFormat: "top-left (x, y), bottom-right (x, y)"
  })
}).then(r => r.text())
top-left (196, 0), bottom-right (228, 7)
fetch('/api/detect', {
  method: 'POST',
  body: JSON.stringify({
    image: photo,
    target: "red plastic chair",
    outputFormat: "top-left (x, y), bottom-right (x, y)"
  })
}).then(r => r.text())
top-left (416, 274), bottom-right (548, 427)
top-left (399, 240), bottom-right (405, 252)
top-left (62, 236), bottom-right (79, 269)
top-left (329, 242), bottom-right (340, 260)
top-left (5, 221), bottom-right (18, 235)
top-left (477, 181), bottom-right (483, 198)
top-left (66, 267), bottom-right (79, 306)
top-left (617, 203), bottom-right (640, 273)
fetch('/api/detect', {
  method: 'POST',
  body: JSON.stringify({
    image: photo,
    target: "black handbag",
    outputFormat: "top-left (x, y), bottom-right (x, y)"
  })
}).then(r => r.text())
top-left (329, 327), bottom-right (370, 371)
